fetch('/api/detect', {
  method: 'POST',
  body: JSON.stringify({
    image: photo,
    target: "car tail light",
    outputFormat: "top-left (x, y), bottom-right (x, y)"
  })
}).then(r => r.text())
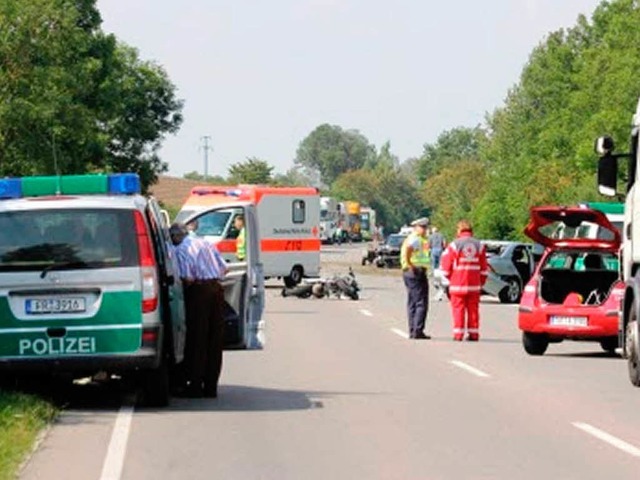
top-left (141, 327), bottom-right (159, 348)
top-left (134, 211), bottom-right (158, 313)
top-left (611, 284), bottom-right (625, 301)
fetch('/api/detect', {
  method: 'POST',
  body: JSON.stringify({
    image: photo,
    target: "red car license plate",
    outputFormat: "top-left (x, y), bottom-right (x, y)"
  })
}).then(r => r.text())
top-left (549, 315), bottom-right (588, 327)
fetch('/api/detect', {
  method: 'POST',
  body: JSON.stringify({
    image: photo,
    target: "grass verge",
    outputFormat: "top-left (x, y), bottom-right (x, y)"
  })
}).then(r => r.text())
top-left (0, 390), bottom-right (56, 480)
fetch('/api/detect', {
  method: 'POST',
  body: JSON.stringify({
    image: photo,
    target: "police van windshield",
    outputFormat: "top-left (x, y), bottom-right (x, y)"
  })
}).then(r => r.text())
top-left (0, 209), bottom-right (138, 272)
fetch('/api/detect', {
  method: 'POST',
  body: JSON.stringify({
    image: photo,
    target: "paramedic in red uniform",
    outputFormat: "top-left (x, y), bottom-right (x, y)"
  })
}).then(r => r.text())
top-left (440, 220), bottom-right (488, 341)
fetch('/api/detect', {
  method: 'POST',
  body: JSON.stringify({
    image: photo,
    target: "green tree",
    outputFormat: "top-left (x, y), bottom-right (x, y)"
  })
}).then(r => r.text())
top-left (183, 171), bottom-right (229, 184)
top-left (272, 166), bottom-right (317, 187)
top-left (471, 0), bottom-right (640, 239)
top-left (227, 157), bottom-right (274, 184)
top-left (416, 126), bottom-right (487, 182)
top-left (295, 124), bottom-right (375, 186)
top-left (363, 141), bottom-right (399, 170)
top-left (331, 165), bottom-right (422, 232)
top-left (0, 0), bottom-right (183, 190)
top-left (422, 160), bottom-right (488, 240)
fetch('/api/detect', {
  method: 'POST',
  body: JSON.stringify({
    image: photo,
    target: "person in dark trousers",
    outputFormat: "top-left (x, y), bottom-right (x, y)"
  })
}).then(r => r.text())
top-left (170, 223), bottom-right (228, 398)
top-left (400, 217), bottom-right (431, 339)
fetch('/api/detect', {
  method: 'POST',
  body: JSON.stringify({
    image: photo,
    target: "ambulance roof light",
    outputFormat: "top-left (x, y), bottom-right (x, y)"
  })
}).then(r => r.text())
top-left (191, 186), bottom-right (243, 197)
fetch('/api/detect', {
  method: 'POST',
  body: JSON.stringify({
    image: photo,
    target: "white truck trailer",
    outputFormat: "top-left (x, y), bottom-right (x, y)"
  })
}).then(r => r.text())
top-left (596, 96), bottom-right (640, 386)
top-left (320, 196), bottom-right (338, 244)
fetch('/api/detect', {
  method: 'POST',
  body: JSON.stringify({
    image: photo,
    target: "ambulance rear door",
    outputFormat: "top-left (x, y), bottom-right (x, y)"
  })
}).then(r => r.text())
top-left (184, 202), bottom-right (265, 349)
top-left (256, 191), bottom-right (321, 281)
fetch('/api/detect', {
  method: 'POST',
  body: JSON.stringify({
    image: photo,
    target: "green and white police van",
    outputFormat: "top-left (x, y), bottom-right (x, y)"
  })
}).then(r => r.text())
top-left (0, 174), bottom-right (265, 406)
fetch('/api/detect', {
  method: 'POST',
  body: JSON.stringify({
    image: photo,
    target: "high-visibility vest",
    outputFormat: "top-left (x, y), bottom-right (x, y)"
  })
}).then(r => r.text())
top-left (236, 227), bottom-right (246, 260)
top-left (400, 233), bottom-right (430, 270)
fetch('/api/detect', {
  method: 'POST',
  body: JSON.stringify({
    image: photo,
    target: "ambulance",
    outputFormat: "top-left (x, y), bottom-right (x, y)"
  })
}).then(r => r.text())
top-left (176, 185), bottom-right (321, 287)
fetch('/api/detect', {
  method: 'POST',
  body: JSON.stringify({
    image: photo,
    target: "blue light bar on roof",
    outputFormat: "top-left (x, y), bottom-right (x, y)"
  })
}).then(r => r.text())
top-left (0, 178), bottom-right (22, 199)
top-left (108, 173), bottom-right (140, 194)
top-left (0, 173), bottom-right (141, 199)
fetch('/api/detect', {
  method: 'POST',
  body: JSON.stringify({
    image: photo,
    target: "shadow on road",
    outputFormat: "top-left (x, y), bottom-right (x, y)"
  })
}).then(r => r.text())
top-left (420, 337), bottom-right (520, 345)
top-left (546, 351), bottom-right (622, 360)
top-left (266, 310), bottom-right (316, 315)
top-left (139, 385), bottom-right (384, 414)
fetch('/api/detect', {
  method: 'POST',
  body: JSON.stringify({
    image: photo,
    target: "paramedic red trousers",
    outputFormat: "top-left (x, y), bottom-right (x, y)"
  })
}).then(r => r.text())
top-left (450, 292), bottom-right (480, 341)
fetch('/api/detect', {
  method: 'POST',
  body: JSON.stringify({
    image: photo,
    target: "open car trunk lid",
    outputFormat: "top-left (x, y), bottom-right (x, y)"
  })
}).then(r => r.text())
top-left (524, 206), bottom-right (621, 250)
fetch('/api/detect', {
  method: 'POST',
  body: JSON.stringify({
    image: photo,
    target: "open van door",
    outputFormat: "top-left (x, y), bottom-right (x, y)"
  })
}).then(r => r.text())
top-left (183, 202), bottom-right (265, 350)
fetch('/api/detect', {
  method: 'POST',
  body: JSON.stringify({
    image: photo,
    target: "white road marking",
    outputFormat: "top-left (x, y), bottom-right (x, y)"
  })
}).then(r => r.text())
top-left (100, 404), bottom-right (135, 480)
top-left (391, 328), bottom-right (409, 339)
top-left (573, 422), bottom-right (640, 458)
top-left (450, 360), bottom-right (491, 378)
top-left (359, 309), bottom-right (374, 317)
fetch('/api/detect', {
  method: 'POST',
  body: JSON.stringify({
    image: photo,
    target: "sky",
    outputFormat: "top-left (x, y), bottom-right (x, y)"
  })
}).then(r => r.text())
top-left (97, 0), bottom-right (603, 178)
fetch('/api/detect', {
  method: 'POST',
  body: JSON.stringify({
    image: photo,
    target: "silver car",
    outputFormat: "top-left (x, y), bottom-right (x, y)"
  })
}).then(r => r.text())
top-left (481, 240), bottom-right (541, 303)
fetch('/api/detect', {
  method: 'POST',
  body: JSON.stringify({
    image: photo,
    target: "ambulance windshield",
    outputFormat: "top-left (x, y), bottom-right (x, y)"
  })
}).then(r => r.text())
top-left (190, 209), bottom-right (240, 238)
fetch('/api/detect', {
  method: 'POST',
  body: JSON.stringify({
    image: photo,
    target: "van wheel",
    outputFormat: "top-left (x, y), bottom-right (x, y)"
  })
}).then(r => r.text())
top-left (284, 266), bottom-right (303, 288)
top-left (626, 319), bottom-right (640, 386)
top-left (523, 332), bottom-right (548, 356)
top-left (499, 278), bottom-right (522, 304)
top-left (600, 336), bottom-right (619, 354)
top-left (141, 356), bottom-right (170, 407)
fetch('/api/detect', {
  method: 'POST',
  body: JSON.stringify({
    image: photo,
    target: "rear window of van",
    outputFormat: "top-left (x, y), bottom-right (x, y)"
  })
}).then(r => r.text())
top-left (0, 209), bottom-right (138, 272)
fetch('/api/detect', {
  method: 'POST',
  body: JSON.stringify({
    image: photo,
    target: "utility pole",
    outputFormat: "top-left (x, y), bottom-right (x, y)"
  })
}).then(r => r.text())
top-left (200, 136), bottom-right (213, 180)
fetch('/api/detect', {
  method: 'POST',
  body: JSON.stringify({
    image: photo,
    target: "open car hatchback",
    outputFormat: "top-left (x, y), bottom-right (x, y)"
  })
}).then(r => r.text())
top-left (518, 206), bottom-right (624, 355)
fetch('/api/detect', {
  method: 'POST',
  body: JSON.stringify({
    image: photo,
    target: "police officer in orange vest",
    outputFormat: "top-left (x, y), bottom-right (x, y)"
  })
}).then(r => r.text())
top-left (440, 220), bottom-right (488, 341)
top-left (400, 217), bottom-right (431, 340)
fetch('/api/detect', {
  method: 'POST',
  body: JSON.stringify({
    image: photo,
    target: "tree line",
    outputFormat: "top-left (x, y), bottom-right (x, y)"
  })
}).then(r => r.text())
top-left (1, 0), bottom-right (637, 238)
top-left (201, 0), bottom-right (638, 239)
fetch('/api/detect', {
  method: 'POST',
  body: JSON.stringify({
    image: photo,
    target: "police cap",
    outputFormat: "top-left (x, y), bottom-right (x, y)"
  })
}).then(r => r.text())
top-left (410, 217), bottom-right (429, 228)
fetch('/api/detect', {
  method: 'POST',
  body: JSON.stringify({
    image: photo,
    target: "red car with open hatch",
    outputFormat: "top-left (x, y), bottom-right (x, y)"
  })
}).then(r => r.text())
top-left (518, 206), bottom-right (624, 356)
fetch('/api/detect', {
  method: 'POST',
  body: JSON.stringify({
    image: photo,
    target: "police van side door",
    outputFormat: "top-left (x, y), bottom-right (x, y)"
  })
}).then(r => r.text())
top-left (184, 203), bottom-right (264, 350)
top-left (147, 199), bottom-right (186, 362)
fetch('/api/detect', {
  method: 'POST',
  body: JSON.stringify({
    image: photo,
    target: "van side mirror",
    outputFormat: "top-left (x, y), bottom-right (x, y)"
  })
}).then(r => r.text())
top-left (595, 136), bottom-right (614, 156)
top-left (595, 136), bottom-right (618, 197)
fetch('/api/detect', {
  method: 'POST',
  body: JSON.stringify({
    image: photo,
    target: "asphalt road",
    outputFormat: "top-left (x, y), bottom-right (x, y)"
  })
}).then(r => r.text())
top-left (19, 244), bottom-right (640, 479)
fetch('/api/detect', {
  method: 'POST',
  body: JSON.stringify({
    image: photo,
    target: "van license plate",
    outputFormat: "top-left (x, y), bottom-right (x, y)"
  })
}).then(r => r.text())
top-left (26, 298), bottom-right (86, 315)
top-left (549, 315), bottom-right (588, 327)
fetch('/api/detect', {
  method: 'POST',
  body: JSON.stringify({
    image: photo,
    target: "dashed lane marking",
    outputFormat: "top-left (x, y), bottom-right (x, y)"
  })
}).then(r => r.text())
top-left (450, 360), bottom-right (491, 378)
top-left (359, 309), bottom-right (374, 317)
top-left (573, 422), bottom-right (640, 458)
top-left (100, 403), bottom-right (135, 480)
top-left (391, 328), bottom-right (409, 339)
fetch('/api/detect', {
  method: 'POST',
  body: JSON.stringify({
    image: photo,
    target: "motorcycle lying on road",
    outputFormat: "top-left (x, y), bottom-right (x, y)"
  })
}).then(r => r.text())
top-left (281, 268), bottom-right (360, 300)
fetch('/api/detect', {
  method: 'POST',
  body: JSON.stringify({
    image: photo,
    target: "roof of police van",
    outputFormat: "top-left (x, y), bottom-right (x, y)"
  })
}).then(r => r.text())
top-left (0, 194), bottom-right (148, 212)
